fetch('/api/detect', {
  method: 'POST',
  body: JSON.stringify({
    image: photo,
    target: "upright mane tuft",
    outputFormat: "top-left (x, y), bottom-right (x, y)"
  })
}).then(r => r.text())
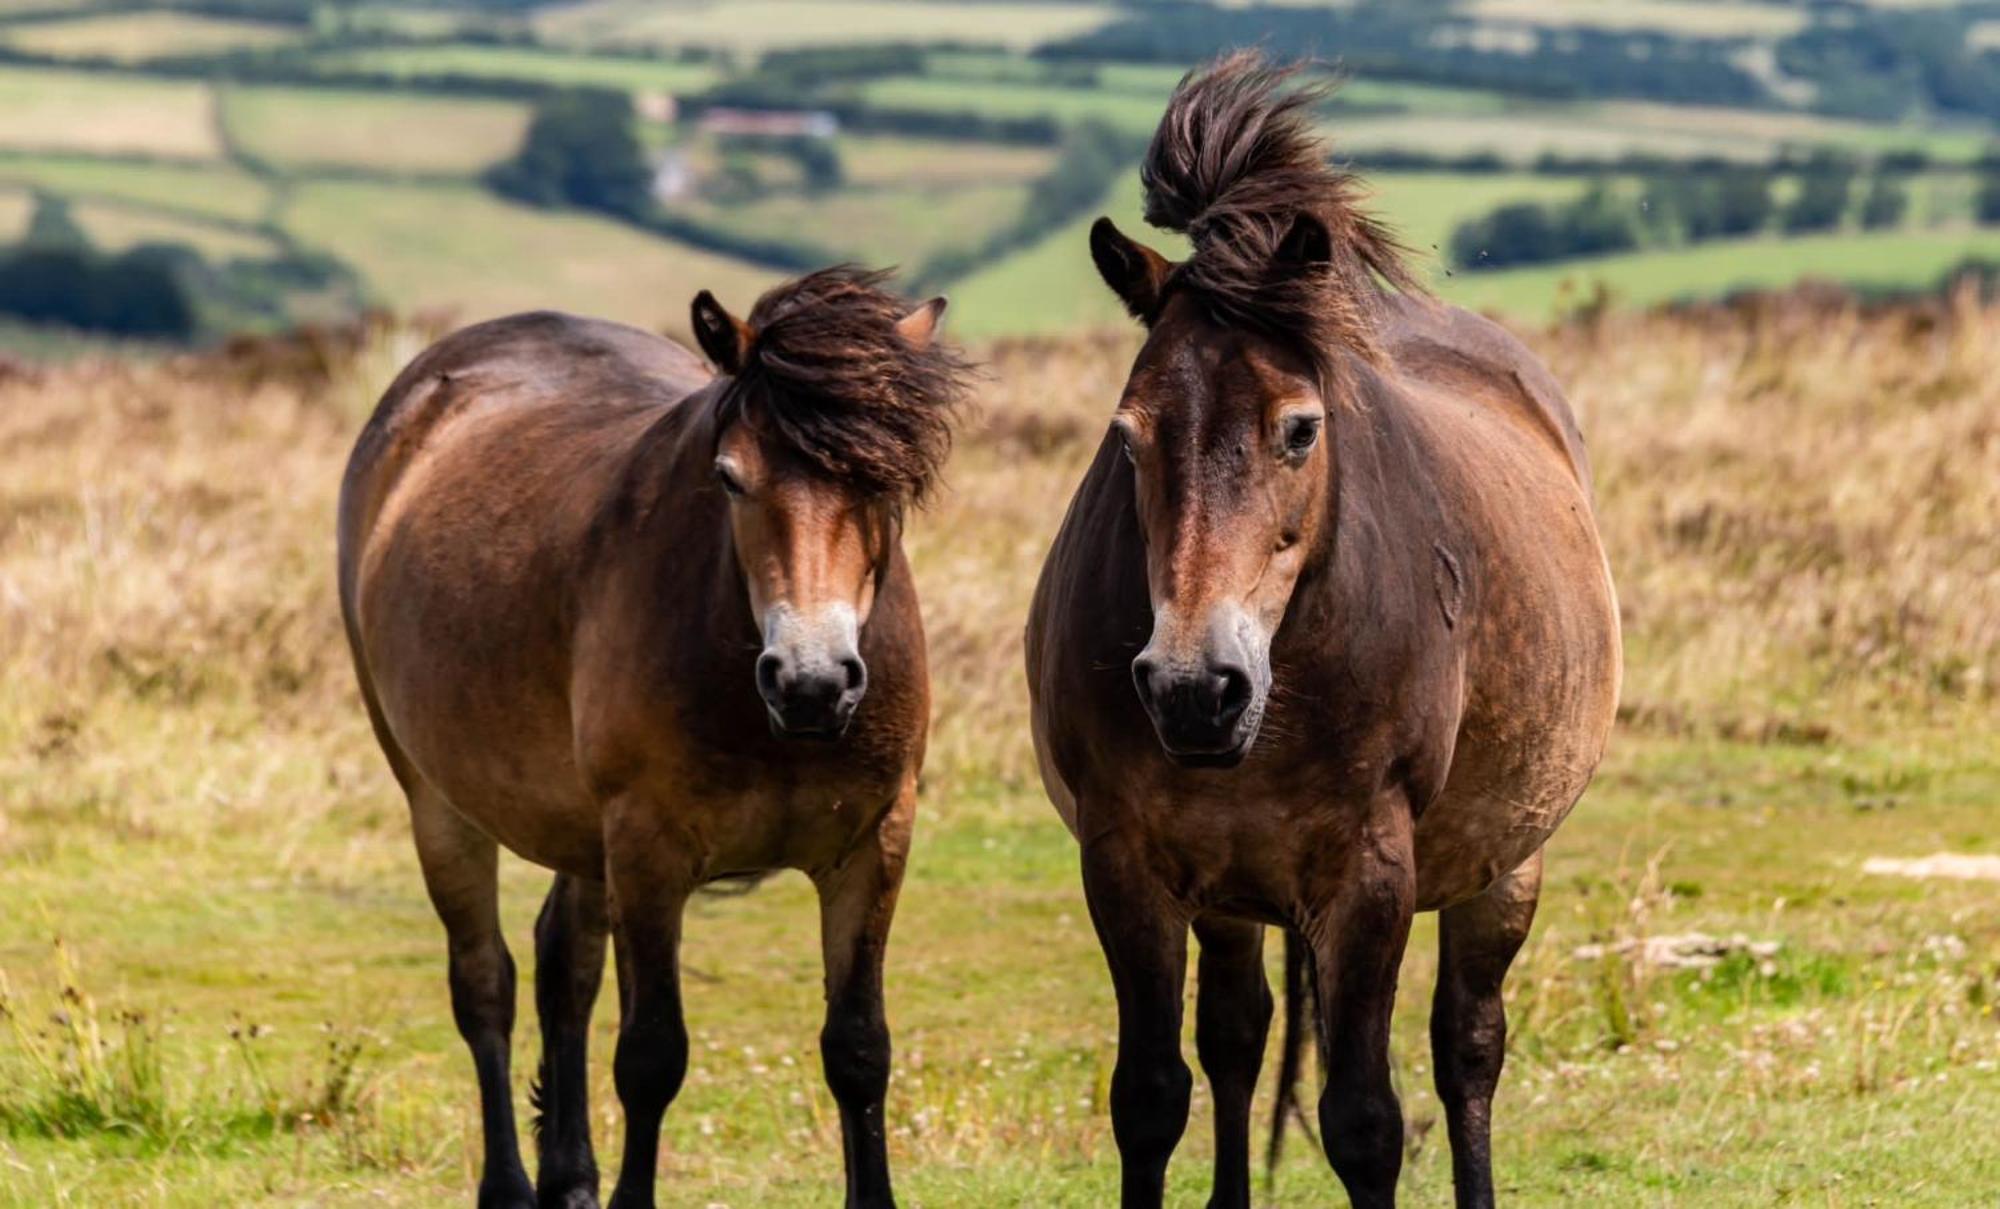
top-left (720, 266), bottom-right (972, 503)
top-left (1140, 51), bottom-right (1422, 375)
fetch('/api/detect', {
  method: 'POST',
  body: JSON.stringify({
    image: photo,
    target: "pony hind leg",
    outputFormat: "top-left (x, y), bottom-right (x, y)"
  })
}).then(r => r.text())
top-left (532, 873), bottom-right (610, 1209)
top-left (1430, 850), bottom-right (1542, 1209)
top-left (812, 788), bottom-right (914, 1209)
top-left (1192, 916), bottom-right (1271, 1209)
top-left (409, 787), bottom-right (536, 1209)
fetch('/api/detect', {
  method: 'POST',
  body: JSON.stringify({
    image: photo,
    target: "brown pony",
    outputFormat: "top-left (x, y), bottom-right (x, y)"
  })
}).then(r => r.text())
top-left (337, 268), bottom-right (967, 1209)
top-left (1025, 55), bottom-right (1621, 1208)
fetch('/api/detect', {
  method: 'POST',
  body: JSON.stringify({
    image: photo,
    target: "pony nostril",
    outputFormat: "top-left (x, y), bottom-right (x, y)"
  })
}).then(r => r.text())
top-left (1212, 664), bottom-right (1252, 726)
top-left (756, 651), bottom-right (787, 702)
top-left (1131, 654), bottom-right (1162, 708)
top-left (841, 655), bottom-right (867, 695)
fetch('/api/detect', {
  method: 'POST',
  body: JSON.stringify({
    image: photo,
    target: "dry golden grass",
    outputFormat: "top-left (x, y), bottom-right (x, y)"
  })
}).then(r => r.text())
top-left (0, 293), bottom-right (1993, 850)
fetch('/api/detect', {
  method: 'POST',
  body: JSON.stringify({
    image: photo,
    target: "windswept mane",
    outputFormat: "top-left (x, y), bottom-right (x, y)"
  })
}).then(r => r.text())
top-left (717, 266), bottom-right (972, 502)
top-left (1140, 51), bottom-right (1422, 377)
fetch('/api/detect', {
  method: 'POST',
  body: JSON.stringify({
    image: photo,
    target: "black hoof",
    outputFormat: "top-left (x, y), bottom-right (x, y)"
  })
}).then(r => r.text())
top-left (478, 1176), bottom-right (537, 1209)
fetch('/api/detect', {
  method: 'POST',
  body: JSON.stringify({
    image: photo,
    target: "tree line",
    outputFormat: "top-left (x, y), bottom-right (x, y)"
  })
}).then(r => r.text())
top-left (1451, 157), bottom-right (1916, 273)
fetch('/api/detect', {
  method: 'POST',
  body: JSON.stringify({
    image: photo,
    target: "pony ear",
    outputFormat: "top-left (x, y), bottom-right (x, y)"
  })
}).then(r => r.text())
top-left (1274, 211), bottom-right (1334, 270)
top-left (691, 289), bottom-right (753, 374)
top-left (1090, 216), bottom-right (1173, 324)
top-left (895, 296), bottom-right (948, 349)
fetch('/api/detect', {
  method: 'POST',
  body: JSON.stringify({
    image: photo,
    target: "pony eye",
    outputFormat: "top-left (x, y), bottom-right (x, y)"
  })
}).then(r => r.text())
top-left (1284, 414), bottom-right (1322, 456)
top-left (1111, 419), bottom-right (1139, 464)
top-left (714, 460), bottom-right (747, 496)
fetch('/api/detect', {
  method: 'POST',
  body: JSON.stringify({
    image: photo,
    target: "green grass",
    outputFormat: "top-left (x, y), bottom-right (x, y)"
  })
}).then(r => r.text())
top-left (0, 65), bottom-right (218, 160)
top-left (298, 43), bottom-right (721, 95)
top-left (2, 715), bottom-right (1996, 1203)
top-left (0, 11), bottom-right (298, 62)
top-left (0, 153), bottom-right (273, 225)
top-left (1443, 226), bottom-right (2000, 322)
top-left (219, 86), bottom-right (530, 179)
top-left (534, 0), bottom-right (1117, 55)
top-left (278, 178), bottom-right (779, 329)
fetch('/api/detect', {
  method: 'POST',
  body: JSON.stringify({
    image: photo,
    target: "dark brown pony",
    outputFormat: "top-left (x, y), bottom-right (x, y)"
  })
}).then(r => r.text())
top-left (1026, 55), bottom-right (1621, 1208)
top-left (338, 268), bottom-right (967, 1209)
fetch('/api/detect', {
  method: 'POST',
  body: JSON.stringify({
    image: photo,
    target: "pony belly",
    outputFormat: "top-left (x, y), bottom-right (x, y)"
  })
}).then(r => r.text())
top-left (374, 672), bottom-right (606, 877)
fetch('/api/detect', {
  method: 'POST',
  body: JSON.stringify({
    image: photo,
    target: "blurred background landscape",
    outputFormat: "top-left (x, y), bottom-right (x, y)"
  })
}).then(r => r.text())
top-left (1, 3), bottom-right (1998, 1206)
top-left (6, 0), bottom-right (2000, 349)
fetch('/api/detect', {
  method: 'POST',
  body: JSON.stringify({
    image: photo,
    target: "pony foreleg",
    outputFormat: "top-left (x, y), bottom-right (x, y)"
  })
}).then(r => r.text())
top-left (1306, 810), bottom-right (1417, 1209)
top-left (1192, 916), bottom-right (1271, 1209)
top-left (813, 787), bottom-right (914, 1209)
top-left (1082, 834), bottom-right (1193, 1209)
top-left (603, 805), bottom-right (695, 1209)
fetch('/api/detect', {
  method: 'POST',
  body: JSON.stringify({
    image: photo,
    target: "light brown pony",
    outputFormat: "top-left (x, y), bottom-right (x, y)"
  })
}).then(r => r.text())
top-left (1026, 55), bottom-right (1621, 1209)
top-left (337, 268), bottom-right (967, 1209)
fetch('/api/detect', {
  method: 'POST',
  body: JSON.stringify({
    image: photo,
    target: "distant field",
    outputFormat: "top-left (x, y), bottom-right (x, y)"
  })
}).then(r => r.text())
top-left (0, 187), bottom-right (30, 238)
top-left (0, 185), bottom-right (272, 259)
top-left (535, 0), bottom-right (1117, 54)
top-left (0, 153), bottom-right (272, 224)
top-left (70, 199), bottom-right (275, 261)
top-left (0, 66), bottom-right (218, 160)
top-left (838, 135), bottom-right (1054, 187)
top-left (1446, 226), bottom-right (2000, 318)
top-left (279, 179), bottom-right (779, 329)
top-left (679, 181), bottom-right (1033, 269)
top-left (220, 86), bottom-right (530, 177)
top-left (300, 43), bottom-right (721, 94)
top-left (1467, 0), bottom-right (1808, 36)
top-left (857, 75), bottom-right (1167, 138)
top-left (0, 11), bottom-right (299, 61)
top-left (948, 184), bottom-right (1172, 338)
top-left (1330, 107), bottom-right (1951, 164)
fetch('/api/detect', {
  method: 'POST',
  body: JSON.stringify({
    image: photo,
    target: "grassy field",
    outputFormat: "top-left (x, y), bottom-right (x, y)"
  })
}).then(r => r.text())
top-left (218, 86), bottom-right (530, 178)
top-left (1446, 226), bottom-right (2000, 320)
top-left (838, 135), bottom-right (1055, 188)
top-left (0, 11), bottom-right (300, 62)
top-left (1466, 0), bottom-right (1810, 36)
top-left (679, 182), bottom-right (1033, 270)
top-left (0, 190), bottom-right (278, 261)
top-left (298, 43), bottom-right (722, 95)
top-left (279, 179), bottom-right (779, 328)
top-left (534, 0), bottom-right (1117, 54)
top-left (0, 297), bottom-right (1995, 1205)
top-left (0, 65), bottom-right (219, 160)
top-left (0, 154), bottom-right (273, 225)
top-left (857, 74), bottom-right (1171, 139)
